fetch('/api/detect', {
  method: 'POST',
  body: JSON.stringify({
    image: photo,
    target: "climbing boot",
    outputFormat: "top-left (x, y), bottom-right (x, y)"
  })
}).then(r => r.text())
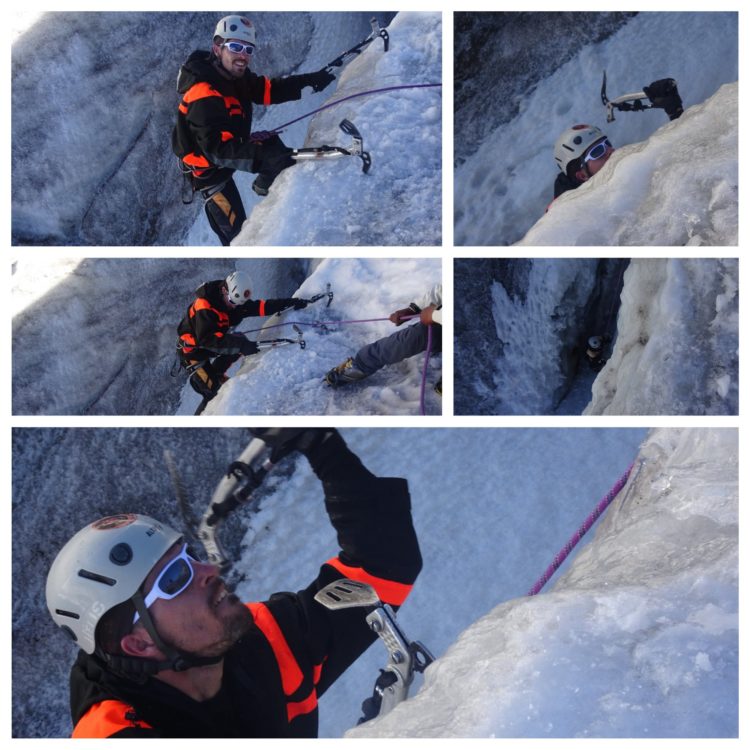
top-left (325, 358), bottom-right (368, 387)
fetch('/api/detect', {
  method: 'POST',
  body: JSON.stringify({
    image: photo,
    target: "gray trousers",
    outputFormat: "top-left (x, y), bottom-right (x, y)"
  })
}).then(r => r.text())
top-left (354, 323), bottom-right (442, 376)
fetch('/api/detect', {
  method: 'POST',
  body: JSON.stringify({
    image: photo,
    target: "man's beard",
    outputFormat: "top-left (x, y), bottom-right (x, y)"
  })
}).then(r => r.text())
top-left (165, 595), bottom-right (253, 660)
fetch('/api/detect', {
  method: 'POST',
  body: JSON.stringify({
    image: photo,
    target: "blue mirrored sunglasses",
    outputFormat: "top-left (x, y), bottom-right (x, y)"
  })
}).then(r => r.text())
top-left (584, 139), bottom-right (612, 163)
top-left (222, 41), bottom-right (255, 55)
top-left (133, 543), bottom-right (198, 624)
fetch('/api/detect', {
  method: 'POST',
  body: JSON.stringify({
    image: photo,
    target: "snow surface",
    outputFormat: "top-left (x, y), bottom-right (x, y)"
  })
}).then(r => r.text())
top-left (454, 11), bottom-right (738, 246)
top-left (11, 11), bottom-right (441, 246)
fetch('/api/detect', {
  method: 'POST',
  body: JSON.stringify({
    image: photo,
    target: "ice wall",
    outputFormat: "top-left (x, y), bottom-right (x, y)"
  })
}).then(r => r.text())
top-left (455, 259), bottom-right (626, 415)
top-left (349, 428), bottom-right (738, 738)
top-left (585, 259), bottom-right (738, 415)
top-left (517, 83), bottom-right (738, 246)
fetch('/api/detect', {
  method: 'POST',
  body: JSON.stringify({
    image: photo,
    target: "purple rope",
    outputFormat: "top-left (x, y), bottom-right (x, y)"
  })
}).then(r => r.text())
top-left (238, 313), bottom-right (419, 335)
top-left (526, 462), bottom-right (634, 596)
top-left (251, 83), bottom-right (442, 138)
top-left (239, 316), bottom-right (393, 334)
top-left (419, 324), bottom-right (433, 416)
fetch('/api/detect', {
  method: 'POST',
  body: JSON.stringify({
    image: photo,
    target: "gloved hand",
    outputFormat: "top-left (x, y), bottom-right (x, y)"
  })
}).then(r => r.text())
top-left (248, 428), bottom-right (335, 462)
top-left (252, 134), bottom-right (295, 174)
top-left (303, 68), bottom-right (336, 92)
top-left (644, 78), bottom-right (683, 120)
top-left (239, 338), bottom-right (259, 356)
top-left (389, 307), bottom-right (414, 326)
top-left (420, 305), bottom-right (438, 325)
top-left (292, 298), bottom-right (309, 310)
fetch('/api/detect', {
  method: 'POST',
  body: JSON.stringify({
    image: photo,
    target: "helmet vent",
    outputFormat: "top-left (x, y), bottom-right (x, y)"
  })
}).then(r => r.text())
top-left (77, 569), bottom-right (117, 586)
top-left (55, 609), bottom-right (80, 619)
top-left (109, 543), bottom-right (133, 566)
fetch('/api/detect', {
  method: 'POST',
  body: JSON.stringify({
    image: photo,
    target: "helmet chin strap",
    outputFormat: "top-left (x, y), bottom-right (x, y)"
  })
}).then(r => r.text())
top-left (102, 592), bottom-right (223, 678)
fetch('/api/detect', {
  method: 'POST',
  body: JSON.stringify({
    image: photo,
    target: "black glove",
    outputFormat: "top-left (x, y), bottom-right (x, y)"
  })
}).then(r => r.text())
top-left (644, 78), bottom-right (683, 120)
top-left (304, 68), bottom-right (336, 92)
top-left (239, 338), bottom-right (259, 356)
top-left (252, 134), bottom-right (295, 174)
top-left (248, 428), bottom-right (334, 462)
top-left (292, 298), bottom-right (309, 310)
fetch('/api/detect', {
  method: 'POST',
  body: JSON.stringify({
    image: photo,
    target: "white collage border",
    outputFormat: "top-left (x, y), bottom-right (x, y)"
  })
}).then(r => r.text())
top-left (4, 0), bottom-right (746, 746)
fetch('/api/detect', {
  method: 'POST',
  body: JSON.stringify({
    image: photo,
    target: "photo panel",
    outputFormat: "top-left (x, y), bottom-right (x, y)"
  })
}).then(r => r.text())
top-left (11, 11), bottom-right (442, 247)
top-left (453, 11), bottom-right (738, 246)
top-left (12, 256), bottom-right (442, 416)
top-left (12, 426), bottom-right (739, 738)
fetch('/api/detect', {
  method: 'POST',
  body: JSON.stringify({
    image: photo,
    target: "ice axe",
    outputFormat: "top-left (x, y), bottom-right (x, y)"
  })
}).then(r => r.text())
top-left (324, 17), bottom-right (389, 73)
top-left (291, 119), bottom-right (372, 173)
top-left (257, 324), bottom-right (306, 350)
top-left (195, 438), bottom-right (277, 572)
top-left (314, 578), bottom-right (435, 722)
top-left (601, 70), bottom-right (654, 123)
top-left (272, 283), bottom-right (334, 319)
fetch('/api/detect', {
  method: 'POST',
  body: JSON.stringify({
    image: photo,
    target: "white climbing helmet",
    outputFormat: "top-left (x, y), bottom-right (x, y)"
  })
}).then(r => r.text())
top-left (46, 514), bottom-right (181, 654)
top-left (213, 15), bottom-right (256, 46)
top-left (225, 271), bottom-right (253, 305)
top-left (554, 124), bottom-right (607, 176)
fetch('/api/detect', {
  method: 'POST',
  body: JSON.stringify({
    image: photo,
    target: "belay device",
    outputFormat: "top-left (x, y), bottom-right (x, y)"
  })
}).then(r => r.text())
top-left (315, 579), bottom-right (435, 723)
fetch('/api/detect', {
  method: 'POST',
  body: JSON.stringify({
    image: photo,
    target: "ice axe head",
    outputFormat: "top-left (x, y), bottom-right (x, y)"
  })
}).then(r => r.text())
top-left (314, 578), bottom-right (382, 610)
top-left (339, 119), bottom-right (372, 174)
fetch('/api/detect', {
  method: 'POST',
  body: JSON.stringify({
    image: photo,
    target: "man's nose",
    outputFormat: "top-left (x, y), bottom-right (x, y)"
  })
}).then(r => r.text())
top-left (193, 559), bottom-right (221, 585)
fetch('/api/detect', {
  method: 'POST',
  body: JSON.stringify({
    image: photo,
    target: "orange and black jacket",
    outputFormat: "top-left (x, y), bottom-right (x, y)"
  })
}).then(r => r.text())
top-left (68, 432), bottom-right (423, 737)
top-left (177, 280), bottom-right (297, 360)
top-left (172, 50), bottom-right (309, 184)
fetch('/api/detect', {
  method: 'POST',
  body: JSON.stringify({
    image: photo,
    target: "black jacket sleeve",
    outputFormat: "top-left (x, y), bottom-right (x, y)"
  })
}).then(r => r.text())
top-left (229, 297), bottom-right (300, 322)
top-left (251, 74), bottom-right (310, 105)
top-left (186, 94), bottom-right (259, 173)
top-left (259, 431), bottom-right (422, 701)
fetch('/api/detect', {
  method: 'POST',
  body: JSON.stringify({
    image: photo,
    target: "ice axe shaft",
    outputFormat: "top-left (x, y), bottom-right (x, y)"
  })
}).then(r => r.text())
top-left (198, 438), bottom-right (274, 571)
top-left (257, 325), bottom-right (306, 350)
